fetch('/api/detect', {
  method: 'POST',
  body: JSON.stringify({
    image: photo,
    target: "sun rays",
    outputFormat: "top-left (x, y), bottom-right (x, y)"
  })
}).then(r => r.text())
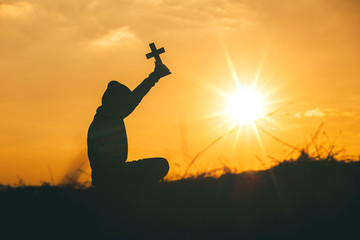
top-left (183, 66), bottom-right (282, 177)
top-left (183, 42), bottom-right (285, 177)
top-left (216, 81), bottom-right (274, 166)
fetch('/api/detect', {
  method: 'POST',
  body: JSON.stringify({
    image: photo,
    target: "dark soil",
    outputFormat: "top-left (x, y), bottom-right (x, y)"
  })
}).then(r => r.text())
top-left (1, 158), bottom-right (360, 240)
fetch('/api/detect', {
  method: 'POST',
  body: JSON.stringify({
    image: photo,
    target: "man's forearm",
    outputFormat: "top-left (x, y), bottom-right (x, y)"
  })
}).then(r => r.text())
top-left (122, 74), bottom-right (160, 118)
top-left (132, 73), bottom-right (159, 99)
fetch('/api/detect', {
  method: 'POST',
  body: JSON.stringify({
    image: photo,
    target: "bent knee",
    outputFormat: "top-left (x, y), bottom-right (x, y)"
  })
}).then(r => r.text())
top-left (156, 157), bottom-right (169, 177)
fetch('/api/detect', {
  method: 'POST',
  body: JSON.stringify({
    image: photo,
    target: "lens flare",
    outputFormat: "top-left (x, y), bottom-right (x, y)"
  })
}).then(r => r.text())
top-left (225, 86), bottom-right (265, 124)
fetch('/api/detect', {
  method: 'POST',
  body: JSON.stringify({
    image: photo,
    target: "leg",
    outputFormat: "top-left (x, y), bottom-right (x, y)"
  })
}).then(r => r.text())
top-left (123, 157), bottom-right (169, 183)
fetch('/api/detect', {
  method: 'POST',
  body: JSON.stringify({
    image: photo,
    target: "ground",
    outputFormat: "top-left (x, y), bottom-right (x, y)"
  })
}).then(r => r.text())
top-left (1, 156), bottom-right (360, 240)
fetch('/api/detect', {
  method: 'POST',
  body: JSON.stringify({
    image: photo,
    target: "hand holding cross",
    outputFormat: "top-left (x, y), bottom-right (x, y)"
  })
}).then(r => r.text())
top-left (146, 42), bottom-right (171, 78)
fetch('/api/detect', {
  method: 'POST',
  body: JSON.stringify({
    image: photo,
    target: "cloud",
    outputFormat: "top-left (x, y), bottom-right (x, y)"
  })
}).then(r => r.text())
top-left (91, 27), bottom-right (141, 48)
top-left (295, 108), bottom-right (327, 118)
top-left (304, 108), bottom-right (325, 117)
top-left (294, 108), bottom-right (326, 117)
top-left (0, 2), bottom-right (33, 18)
top-left (295, 107), bottom-right (356, 118)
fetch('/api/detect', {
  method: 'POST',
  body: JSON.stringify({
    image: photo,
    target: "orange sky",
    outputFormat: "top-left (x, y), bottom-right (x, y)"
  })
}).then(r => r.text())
top-left (1, 0), bottom-right (360, 185)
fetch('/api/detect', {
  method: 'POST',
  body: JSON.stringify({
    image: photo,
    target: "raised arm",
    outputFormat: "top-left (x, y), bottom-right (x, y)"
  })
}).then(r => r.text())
top-left (122, 62), bottom-right (171, 118)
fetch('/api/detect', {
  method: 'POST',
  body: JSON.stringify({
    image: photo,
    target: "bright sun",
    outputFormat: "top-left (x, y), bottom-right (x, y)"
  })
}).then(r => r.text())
top-left (225, 86), bottom-right (265, 124)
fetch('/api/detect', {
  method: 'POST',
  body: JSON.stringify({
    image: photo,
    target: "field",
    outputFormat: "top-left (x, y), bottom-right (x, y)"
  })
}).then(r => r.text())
top-left (1, 153), bottom-right (360, 240)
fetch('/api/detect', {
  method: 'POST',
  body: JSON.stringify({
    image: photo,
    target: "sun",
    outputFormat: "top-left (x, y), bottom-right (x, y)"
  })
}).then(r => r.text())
top-left (225, 85), bottom-right (265, 124)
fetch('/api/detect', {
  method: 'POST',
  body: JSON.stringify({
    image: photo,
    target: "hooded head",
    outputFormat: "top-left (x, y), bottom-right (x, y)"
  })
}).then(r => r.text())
top-left (101, 81), bottom-right (131, 109)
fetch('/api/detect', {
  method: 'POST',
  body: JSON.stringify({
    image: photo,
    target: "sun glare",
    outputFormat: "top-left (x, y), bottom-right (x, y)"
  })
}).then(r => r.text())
top-left (225, 86), bottom-right (265, 124)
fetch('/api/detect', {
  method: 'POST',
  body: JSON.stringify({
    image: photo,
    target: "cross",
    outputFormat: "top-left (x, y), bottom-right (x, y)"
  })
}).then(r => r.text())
top-left (146, 42), bottom-right (165, 64)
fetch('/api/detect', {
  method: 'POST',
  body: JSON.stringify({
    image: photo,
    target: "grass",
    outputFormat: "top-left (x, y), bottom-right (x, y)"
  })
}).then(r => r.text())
top-left (1, 151), bottom-right (360, 240)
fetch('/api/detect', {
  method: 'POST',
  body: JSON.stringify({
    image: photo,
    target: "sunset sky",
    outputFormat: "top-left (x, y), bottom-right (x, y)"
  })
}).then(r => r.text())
top-left (1, 0), bottom-right (360, 185)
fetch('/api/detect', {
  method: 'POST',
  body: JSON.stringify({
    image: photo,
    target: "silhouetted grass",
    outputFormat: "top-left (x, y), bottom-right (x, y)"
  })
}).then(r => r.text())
top-left (1, 152), bottom-right (360, 240)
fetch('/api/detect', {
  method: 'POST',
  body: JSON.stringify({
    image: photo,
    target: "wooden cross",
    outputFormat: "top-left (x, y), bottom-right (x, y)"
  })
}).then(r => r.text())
top-left (146, 42), bottom-right (165, 64)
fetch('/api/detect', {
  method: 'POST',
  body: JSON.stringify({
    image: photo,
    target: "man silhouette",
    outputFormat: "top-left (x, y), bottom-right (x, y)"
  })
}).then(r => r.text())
top-left (87, 62), bottom-right (171, 188)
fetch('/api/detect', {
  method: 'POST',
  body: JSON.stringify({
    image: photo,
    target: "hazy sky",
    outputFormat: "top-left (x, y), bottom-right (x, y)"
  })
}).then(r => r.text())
top-left (1, 0), bottom-right (360, 185)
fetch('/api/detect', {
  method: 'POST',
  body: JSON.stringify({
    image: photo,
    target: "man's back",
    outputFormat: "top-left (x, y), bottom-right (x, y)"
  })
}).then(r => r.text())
top-left (88, 106), bottom-right (128, 187)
